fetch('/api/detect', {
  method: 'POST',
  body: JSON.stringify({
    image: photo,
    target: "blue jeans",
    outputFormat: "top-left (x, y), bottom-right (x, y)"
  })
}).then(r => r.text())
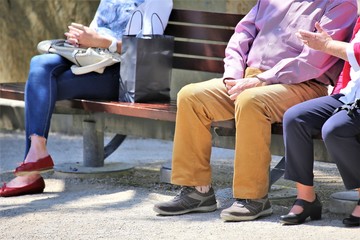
top-left (24, 54), bottom-right (120, 157)
top-left (283, 94), bottom-right (360, 189)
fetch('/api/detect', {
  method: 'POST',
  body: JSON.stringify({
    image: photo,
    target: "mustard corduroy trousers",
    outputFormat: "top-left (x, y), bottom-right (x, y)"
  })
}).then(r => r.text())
top-left (171, 68), bottom-right (328, 199)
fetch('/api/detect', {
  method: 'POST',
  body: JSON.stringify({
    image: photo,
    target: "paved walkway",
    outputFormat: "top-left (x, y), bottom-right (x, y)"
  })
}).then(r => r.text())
top-left (0, 130), bottom-right (359, 240)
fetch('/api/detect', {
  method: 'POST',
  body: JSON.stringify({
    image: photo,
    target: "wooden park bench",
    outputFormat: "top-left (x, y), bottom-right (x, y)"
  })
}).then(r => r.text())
top-left (0, 8), bottom-right (331, 186)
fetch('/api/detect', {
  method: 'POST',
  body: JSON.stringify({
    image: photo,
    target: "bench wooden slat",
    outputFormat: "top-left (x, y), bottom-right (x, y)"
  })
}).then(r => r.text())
top-left (165, 24), bottom-right (235, 42)
top-left (71, 100), bottom-right (177, 122)
top-left (0, 83), bottom-right (178, 122)
top-left (0, 83), bottom-right (25, 101)
top-left (168, 8), bottom-right (243, 27)
top-left (172, 56), bottom-right (224, 73)
top-left (173, 41), bottom-right (226, 59)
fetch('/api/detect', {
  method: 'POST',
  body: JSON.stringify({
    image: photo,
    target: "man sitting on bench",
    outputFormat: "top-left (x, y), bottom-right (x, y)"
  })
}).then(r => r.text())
top-left (153, 0), bottom-right (357, 222)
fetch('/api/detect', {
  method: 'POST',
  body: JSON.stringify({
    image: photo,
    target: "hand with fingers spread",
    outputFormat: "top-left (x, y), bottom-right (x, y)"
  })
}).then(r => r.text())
top-left (296, 21), bottom-right (350, 61)
top-left (296, 22), bottom-right (332, 52)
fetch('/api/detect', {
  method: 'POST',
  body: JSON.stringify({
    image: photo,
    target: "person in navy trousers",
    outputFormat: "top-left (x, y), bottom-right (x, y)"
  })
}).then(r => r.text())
top-left (280, 18), bottom-right (360, 227)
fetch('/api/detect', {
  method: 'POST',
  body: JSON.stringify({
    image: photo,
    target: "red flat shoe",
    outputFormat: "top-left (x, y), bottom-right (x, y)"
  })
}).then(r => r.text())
top-left (0, 177), bottom-right (45, 197)
top-left (14, 155), bottom-right (54, 176)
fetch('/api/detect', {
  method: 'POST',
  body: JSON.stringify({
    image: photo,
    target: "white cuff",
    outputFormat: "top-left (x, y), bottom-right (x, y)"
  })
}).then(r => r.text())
top-left (108, 38), bottom-right (117, 53)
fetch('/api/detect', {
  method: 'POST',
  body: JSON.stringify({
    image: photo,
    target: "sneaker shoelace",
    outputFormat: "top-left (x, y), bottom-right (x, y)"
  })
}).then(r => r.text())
top-left (236, 199), bottom-right (250, 205)
top-left (174, 187), bottom-right (194, 200)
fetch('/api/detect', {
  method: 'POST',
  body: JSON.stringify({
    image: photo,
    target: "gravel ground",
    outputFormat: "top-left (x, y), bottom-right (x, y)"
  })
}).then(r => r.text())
top-left (0, 130), bottom-right (358, 240)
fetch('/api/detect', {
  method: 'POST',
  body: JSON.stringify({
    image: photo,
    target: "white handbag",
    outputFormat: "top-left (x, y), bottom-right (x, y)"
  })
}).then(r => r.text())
top-left (37, 39), bottom-right (120, 75)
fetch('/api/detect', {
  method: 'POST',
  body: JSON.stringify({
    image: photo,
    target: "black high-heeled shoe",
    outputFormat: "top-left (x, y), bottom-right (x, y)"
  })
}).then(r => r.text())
top-left (343, 199), bottom-right (360, 227)
top-left (280, 195), bottom-right (322, 225)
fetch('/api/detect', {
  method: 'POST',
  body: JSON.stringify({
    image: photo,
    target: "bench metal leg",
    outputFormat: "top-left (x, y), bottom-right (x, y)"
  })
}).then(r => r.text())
top-left (269, 157), bottom-right (285, 188)
top-left (104, 134), bottom-right (127, 159)
top-left (54, 121), bottom-right (133, 176)
top-left (83, 120), bottom-right (104, 167)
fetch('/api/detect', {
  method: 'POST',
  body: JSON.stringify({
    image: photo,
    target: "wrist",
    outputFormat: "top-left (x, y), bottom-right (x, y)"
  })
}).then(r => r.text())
top-left (108, 38), bottom-right (117, 53)
top-left (322, 38), bottom-right (333, 53)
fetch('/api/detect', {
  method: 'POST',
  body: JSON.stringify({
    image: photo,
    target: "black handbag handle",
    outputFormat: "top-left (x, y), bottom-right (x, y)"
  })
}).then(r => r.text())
top-left (150, 12), bottom-right (165, 35)
top-left (126, 10), bottom-right (165, 36)
top-left (126, 10), bottom-right (143, 35)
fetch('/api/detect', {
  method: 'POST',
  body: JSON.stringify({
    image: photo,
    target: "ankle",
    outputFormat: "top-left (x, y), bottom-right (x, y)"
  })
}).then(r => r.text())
top-left (24, 151), bottom-right (49, 163)
top-left (25, 139), bottom-right (49, 163)
top-left (296, 194), bottom-right (316, 203)
top-left (352, 204), bottom-right (360, 217)
top-left (195, 185), bottom-right (211, 193)
top-left (296, 183), bottom-right (316, 202)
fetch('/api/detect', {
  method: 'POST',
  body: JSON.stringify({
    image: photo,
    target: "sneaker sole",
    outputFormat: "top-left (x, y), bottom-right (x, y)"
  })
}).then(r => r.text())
top-left (220, 208), bottom-right (273, 222)
top-left (153, 204), bottom-right (217, 216)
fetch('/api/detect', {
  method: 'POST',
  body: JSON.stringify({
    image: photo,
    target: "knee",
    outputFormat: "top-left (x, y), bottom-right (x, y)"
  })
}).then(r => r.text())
top-left (27, 56), bottom-right (47, 85)
top-left (27, 54), bottom-right (63, 84)
top-left (234, 90), bottom-right (264, 115)
top-left (177, 83), bottom-right (200, 106)
top-left (26, 55), bottom-right (53, 91)
top-left (283, 106), bottom-right (302, 130)
top-left (321, 120), bottom-right (336, 144)
top-left (29, 54), bottom-right (50, 69)
top-left (29, 54), bottom-right (64, 72)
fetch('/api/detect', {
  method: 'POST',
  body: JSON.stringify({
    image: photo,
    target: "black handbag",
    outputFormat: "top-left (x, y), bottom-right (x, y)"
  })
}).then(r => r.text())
top-left (119, 12), bottom-right (174, 103)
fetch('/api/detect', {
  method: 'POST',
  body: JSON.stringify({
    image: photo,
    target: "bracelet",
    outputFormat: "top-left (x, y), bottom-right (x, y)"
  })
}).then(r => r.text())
top-left (108, 38), bottom-right (117, 53)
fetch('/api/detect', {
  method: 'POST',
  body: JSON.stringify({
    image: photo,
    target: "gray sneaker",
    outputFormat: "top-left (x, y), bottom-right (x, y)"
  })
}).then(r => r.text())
top-left (220, 197), bottom-right (273, 221)
top-left (153, 186), bottom-right (217, 215)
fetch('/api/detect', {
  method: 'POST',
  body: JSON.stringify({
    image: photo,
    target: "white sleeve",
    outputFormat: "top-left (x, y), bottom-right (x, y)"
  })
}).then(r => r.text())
top-left (347, 41), bottom-right (360, 72)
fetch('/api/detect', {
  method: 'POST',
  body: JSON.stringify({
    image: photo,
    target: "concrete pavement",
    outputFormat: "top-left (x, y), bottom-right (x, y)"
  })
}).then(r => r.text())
top-left (0, 130), bottom-right (359, 240)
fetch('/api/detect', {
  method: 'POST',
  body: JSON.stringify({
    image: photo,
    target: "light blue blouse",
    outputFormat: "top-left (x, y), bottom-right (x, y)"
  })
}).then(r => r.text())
top-left (91, 0), bottom-right (145, 40)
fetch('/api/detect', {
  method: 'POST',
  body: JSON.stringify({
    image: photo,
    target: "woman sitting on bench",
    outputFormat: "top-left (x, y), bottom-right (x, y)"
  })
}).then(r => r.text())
top-left (0, 0), bottom-right (172, 197)
top-left (280, 19), bottom-right (360, 227)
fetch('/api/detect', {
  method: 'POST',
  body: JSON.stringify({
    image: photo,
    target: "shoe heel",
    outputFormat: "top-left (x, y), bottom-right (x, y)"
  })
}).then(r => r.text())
top-left (309, 206), bottom-right (322, 220)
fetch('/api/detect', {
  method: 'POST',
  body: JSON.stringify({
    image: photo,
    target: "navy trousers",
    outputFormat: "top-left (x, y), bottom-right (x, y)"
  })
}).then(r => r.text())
top-left (283, 94), bottom-right (360, 190)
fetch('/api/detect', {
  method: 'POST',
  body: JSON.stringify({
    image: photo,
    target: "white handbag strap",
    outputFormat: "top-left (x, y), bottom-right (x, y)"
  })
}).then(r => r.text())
top-left (70, 58), bottom-right (119, 75)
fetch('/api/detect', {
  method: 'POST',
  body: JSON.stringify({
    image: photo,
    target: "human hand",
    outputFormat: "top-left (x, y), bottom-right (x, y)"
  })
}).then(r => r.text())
top-left (296, 22), bottom-right (332, 51)
top-left (224, 77), bottom-right (263, 100)
top-left (64, 22), bottom-right (100, 48)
